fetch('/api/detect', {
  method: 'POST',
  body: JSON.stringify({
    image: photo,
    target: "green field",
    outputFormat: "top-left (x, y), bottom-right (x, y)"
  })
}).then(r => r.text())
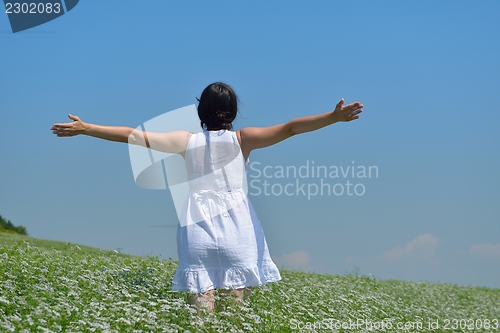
top-left (1, 232), bottom-right (499, 332)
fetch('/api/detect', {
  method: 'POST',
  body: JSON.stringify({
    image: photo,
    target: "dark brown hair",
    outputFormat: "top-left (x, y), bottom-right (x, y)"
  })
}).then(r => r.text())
top-left (197, 82), bottom-right (238, 131)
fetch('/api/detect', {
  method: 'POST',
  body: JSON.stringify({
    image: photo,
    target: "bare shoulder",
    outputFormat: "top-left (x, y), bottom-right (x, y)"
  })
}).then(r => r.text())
top-left (237, 124), bottom-right (292, 160)
top-left (236, 129), bottom-right (243, 147)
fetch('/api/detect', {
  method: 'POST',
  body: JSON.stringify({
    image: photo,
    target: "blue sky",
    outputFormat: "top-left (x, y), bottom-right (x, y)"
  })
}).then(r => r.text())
top-left (1, 1), bottom-right (499, 289)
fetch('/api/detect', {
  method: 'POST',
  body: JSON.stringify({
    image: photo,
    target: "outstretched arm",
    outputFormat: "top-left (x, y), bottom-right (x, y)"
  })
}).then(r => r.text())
top-left (52, 114), bottom-right (134, 142)
top-left (237, 98), bottom-right (363, 160)
top-left (51, 114), bottom-right (191, 154)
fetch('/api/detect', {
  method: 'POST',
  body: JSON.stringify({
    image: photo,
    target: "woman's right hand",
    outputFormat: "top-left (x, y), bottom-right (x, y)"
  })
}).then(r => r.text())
top-left (51, 114), bottom-right (87, 137)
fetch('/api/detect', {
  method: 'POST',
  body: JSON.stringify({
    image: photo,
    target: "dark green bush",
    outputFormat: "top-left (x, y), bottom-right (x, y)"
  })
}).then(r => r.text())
top-left (0, 214), bottom-right (28, 235)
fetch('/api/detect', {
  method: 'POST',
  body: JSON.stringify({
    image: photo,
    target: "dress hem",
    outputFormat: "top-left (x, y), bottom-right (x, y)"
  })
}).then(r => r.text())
top-left (171, 264), bottom-right (282, 294)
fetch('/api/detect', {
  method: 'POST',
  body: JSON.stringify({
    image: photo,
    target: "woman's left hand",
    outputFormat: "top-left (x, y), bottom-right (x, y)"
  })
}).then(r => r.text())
top-left (332, 98), bottom-right (363, 122)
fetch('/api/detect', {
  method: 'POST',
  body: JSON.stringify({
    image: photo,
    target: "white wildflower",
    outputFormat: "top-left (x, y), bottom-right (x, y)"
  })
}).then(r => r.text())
top-left (0, 296), bottom-right (10, 304)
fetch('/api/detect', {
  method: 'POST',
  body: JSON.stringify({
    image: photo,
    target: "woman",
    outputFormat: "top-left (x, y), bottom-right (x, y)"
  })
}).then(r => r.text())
top-left (51, 82), bottom-right (363, 312)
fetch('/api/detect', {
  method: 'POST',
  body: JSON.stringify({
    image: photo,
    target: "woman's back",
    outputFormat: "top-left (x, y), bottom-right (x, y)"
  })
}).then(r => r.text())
top-left (185, 129), bottom-right (247, 193)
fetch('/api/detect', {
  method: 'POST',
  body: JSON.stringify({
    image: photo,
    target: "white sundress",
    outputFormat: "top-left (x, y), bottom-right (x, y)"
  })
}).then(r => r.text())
top-left (172, 129), bottom-right (281, 294)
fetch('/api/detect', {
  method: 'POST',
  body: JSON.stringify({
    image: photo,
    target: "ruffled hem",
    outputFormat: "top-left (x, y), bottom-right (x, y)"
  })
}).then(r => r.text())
top-left (172, 263), bottom-right (282, 294)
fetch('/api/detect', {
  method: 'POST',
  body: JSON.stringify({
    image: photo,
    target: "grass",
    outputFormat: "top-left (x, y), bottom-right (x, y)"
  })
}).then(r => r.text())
top-left (0, 233), bottom-right (130, 256)
top-left (1, 232), bottom-right (499, 332)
